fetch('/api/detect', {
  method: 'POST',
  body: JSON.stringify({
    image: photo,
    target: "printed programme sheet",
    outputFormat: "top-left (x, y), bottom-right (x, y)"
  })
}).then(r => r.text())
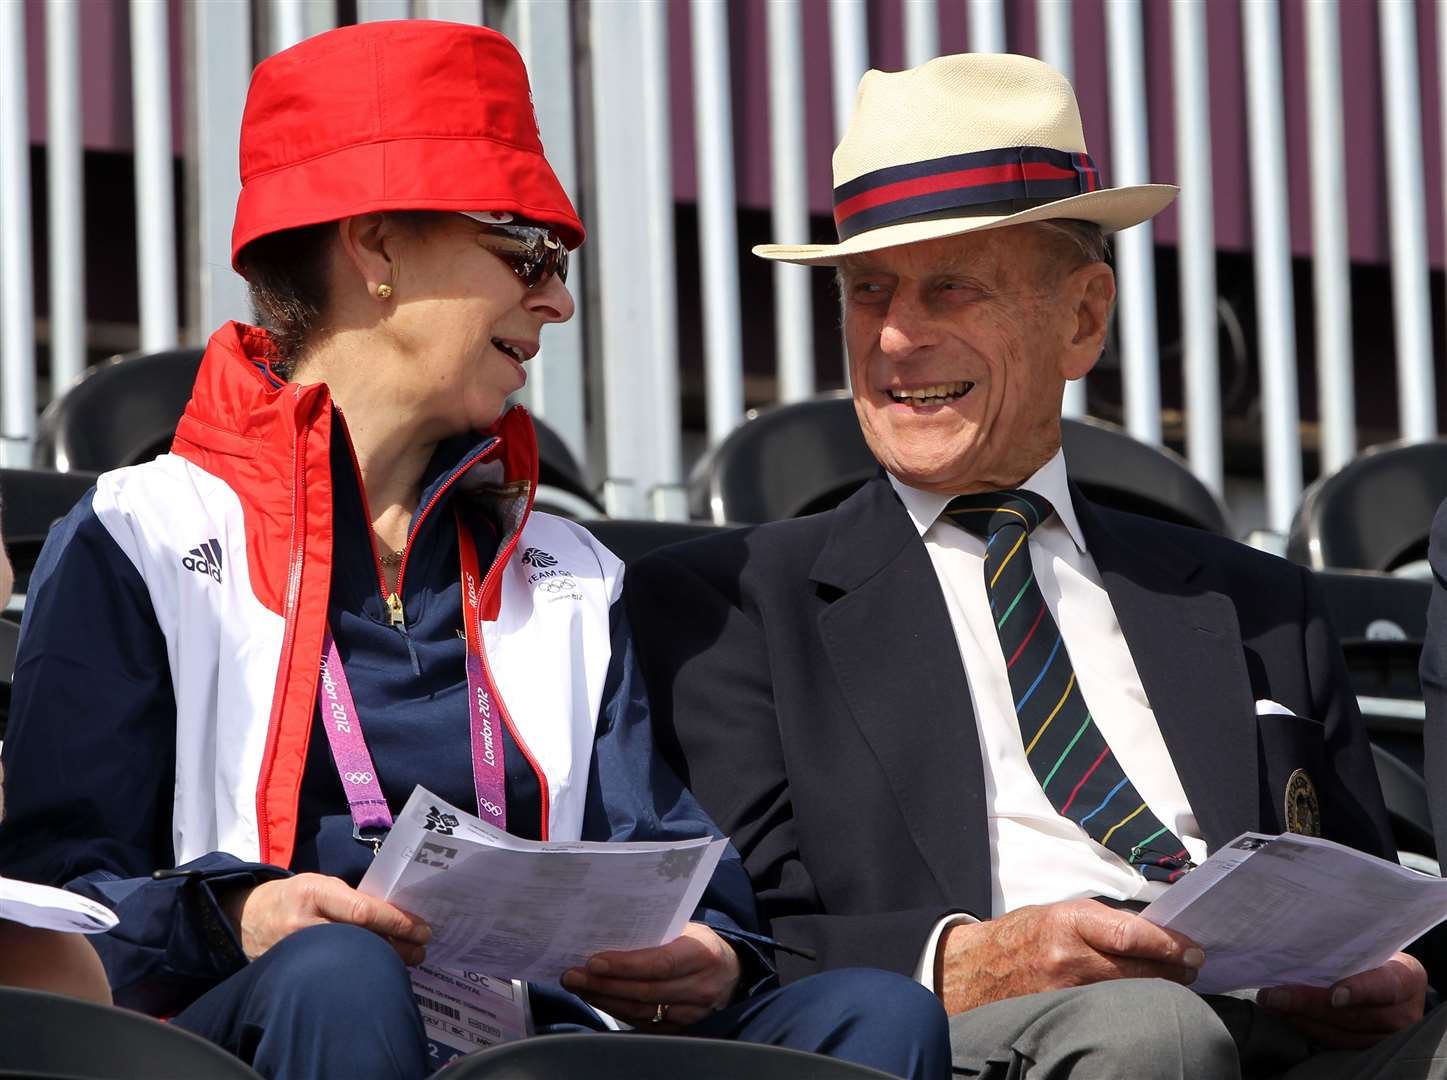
top-left (1141, 832), bottom-right (1447, 995)
top-left (0, 876), bottom-right (117, 933)
top-left (359, 787), bottom-right (726, 1059)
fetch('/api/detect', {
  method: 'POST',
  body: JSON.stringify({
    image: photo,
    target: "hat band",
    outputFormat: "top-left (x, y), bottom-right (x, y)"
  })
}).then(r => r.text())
top-left (833, 146), bottom-right (1101, 241)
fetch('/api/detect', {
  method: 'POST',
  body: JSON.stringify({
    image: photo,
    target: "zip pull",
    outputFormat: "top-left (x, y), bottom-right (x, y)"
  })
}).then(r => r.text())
top-left (385, 593), bottom-right (404, 627)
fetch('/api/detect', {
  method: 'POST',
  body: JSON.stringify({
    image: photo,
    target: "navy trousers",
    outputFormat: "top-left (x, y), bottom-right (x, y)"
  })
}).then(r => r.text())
top-left (172, 924), bottom-right (949, 1080)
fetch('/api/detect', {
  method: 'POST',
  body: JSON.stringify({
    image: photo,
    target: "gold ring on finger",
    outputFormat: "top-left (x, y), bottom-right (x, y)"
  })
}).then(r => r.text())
top-left (650, 1003), bottom-right (669, 1024)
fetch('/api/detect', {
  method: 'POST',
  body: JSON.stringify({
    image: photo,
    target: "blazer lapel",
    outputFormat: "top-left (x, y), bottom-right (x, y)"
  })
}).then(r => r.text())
top-left (811, 477), bottom-right (993, 914)
top-left (1072, 491), bottom-right (1261, 850)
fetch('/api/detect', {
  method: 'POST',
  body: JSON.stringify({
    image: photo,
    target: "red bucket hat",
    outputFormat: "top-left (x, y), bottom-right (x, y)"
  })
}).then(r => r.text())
top-left (230, 20), bottom-right (584, 273)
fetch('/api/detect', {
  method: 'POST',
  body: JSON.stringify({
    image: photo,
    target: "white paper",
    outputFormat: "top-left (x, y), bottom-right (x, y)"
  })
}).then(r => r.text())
top-left (411, 963), bottom-right (531, 1066)
top-left (1141, 832), bottom-right (1447, 994)
top-left (360, 787), bottom-right (727, 984)
top-left (0, 876), bottom-right (117, 934)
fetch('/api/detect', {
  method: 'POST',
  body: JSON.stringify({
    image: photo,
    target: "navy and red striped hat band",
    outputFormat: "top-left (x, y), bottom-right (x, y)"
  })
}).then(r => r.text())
top-left (832, 145), bottom-right (1102, 241)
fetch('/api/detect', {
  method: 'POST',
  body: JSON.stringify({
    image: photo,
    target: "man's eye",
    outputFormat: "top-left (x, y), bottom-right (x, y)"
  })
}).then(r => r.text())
top-left (850, 282), bottom-right (890, 300)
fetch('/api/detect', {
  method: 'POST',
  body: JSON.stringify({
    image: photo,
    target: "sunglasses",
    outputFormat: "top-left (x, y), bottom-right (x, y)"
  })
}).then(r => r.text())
top-left (472, 220), bottom-right (569, 290)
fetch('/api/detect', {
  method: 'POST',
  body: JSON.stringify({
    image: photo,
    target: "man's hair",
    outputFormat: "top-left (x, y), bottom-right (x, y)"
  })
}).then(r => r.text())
top-left (1033, 219), bottom-right (1110, 272)
top-left (236, 210), bottom-right (447, 381)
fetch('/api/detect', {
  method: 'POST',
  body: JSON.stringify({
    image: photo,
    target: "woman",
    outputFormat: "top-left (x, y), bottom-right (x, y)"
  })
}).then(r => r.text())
top-left (0, 20), bottom-right (947, 1080)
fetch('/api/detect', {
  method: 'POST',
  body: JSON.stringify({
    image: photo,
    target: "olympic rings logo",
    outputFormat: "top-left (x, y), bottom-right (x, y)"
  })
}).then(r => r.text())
top-left (480, 798), bottom-right (503, 818)
top-left (344, 771), bottom-right (375, 785)
top-left (538, 577), bottom-right (578, 595)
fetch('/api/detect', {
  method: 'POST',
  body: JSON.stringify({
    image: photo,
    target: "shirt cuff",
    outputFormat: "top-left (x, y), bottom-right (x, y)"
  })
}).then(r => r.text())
top-left (914, 913), bottom-right (980, 993)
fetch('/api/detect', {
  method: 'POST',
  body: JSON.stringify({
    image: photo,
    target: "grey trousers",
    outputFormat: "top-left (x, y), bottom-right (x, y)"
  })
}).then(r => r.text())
top-left (948, 979), bottom-right (1447, 1079)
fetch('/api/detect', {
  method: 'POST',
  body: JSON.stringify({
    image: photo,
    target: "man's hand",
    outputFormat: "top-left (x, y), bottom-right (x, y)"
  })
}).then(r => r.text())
top-left (1257, 952), bottom-right (1426, 1049)
top-left (222, 873), bottom-right (432, 964)
top-left (936, 899), bottom-right (1205, 1015)
top-left (559, 922), bottom-right (741, 1032)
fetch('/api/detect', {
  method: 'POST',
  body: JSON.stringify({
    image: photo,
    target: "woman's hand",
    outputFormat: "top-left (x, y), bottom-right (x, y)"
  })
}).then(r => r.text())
top-left (560, 922), bottom-right (741, 1031)
top-left (222, 873), bottom-right (431, 964)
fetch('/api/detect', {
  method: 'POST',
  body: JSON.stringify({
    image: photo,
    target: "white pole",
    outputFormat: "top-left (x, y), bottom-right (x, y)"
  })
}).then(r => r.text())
top-left (1105, 0), bottom-right (1162, 445)
top-left (131, 0), bottom-right (179, 353)
top-left (829, 0), bottom-right (869, 140)
top-left (1036, 0), bottom-right (1073, 80)
top-left (691, 0), bottom-right (746, 448)
top-left (1171, 0), bottom-right (1221, 494)
top-left (509, 0), bottom-right (587, 466)
top-left (47, 0), bottom-right (87, 399)
top-left (1038, 0), bottom-right (1081, 415)
top-left (413, 0), bottom-right (483, 22)
top-left (1304, 0), bottom-right (1355, 474)
top-left (1379, 0), bottom-right (1437, 441)
top-left (904, 0), bottom-right (939, 67)
top-left (767, 0), bottom-right (815, 403)
top-left (1242, 0), bottom-right (1302, 532)
top-left (356, 0), bottom-right (411, 20)
top-left (0, 0), bottom-right (36, 465)
top-left (968, 0), bottom-right (1007, 52)
top-left (590, 2), bottom-right (683, 520)
top-left (269, 0), bottom-right (306, 53)
top-left (191, 0), bottom-right (252, 338)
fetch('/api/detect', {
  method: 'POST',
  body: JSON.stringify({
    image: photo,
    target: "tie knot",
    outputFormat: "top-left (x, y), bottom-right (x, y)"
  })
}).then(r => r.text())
top-left (943, 490), bottom-right (1054, 541)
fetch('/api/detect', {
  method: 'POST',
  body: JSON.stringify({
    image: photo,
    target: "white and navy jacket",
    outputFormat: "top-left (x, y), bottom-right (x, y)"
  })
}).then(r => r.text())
top-left (0, 322), bottom-right (764, 1015)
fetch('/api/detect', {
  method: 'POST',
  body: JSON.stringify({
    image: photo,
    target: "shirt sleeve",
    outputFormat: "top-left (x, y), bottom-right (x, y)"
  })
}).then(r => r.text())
top-left (912, 912), bottom-right (979, 992)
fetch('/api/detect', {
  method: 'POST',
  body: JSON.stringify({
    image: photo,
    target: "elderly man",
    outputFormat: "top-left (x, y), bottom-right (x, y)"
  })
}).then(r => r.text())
top-left (626, 54), bottom-right (1447, 1077)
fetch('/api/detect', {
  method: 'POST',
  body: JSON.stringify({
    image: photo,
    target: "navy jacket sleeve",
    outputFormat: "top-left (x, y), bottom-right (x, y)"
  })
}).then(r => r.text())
top-left (0, 492), bottom-right (285, 1015)
top-left (579, 600), bottom-right (774, 994)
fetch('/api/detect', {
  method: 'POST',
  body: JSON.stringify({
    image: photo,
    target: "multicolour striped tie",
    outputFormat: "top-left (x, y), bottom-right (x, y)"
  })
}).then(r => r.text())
top-left (944, 490), bottom-right (1191, 882)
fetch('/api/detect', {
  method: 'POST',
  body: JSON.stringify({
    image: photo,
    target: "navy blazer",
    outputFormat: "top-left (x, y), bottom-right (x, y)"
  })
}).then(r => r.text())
top-left (626, 475), bottom-right (1394, 983)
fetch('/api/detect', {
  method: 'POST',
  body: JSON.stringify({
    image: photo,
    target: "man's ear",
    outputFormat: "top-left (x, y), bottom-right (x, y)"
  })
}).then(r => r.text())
top-left (335, 213), bottom-right (396, 300)
top-left (1059, 262), bottom-right (1116, 381)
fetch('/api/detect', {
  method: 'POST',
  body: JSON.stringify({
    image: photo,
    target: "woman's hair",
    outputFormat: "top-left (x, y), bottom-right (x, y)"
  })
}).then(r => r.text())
top-left (236, 211), bottom-right (448, 381)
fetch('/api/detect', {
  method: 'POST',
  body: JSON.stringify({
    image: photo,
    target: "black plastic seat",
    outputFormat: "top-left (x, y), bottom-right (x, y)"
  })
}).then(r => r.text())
top-left (582, 520), bottom-right (730, 565)
top-left (1287, 440), bottom-right (1447, 573)
top-left (36, 349), bottom-right (204, 473)
top-left (444, 1034), bottom-right (898, 1080)
top-left (691, 392), bottom-right (1230, 534)
top-left (0, 468), bottom-right (101, 594)
top-left (1312, 571), bottom-right (1431, 644)
top-left (0, 988), bottom-right (261, 1079)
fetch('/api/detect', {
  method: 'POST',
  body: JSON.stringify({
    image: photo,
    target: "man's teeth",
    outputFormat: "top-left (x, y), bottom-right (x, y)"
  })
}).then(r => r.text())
top-left (888, 381), bottom-right (974, 405)
top-left (493, 339), bottom-right (525, 363)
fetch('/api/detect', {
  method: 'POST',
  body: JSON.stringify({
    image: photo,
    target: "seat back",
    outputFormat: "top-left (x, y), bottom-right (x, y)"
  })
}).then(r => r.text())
top-left (0, 988), bottom-right (261, 1079)
top-left (1287, 440), bottom-right (1447, 572)
top-left (36, 350), bottom-right (204, 473)
top-left (581, 520), bottom-right (731, 565)
top-left (442, 1034), bottom-right (898, 1080)
top-left (692, 393), bottom-right (1231, 534)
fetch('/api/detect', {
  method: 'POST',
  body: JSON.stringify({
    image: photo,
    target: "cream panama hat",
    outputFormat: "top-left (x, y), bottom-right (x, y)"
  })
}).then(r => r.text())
top-left (755, 52), bottom-right (1177, 267)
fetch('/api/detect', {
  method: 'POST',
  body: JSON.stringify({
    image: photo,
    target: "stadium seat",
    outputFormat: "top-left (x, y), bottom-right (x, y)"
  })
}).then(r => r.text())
top-left (531, 418), bottom-right (604, 519)
top-left (1, 468), bottom-right (100, 591)
top-left (35, 349), bottom-right (203, 473)
top-left (444, 1034), bottom-right (898, 1080)
top-left (582, 520), bottom-right (730, 564)
top-left (1286, 439), bottom-right (1447, 573)
top-left (689, 392), bottom-right (1230, 534)
top-left (0, 988), bottom-right (261, 1078)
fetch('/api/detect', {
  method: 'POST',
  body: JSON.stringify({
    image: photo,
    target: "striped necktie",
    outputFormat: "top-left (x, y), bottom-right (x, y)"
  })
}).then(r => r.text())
top-left (943, 490), bottom-right (1191, 883)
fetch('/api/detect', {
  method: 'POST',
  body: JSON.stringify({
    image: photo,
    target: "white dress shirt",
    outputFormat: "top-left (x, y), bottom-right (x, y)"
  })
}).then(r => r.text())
top-left (894, 450), bottom-right (1208, 987)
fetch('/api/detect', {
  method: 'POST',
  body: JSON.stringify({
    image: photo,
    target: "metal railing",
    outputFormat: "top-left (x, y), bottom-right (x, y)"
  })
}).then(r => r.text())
top-left (2, 0), bottom-right (1443, 533)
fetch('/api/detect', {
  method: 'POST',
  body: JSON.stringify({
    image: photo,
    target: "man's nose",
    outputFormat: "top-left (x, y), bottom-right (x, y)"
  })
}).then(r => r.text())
top-left (878, 293), bottom-right (934, 358)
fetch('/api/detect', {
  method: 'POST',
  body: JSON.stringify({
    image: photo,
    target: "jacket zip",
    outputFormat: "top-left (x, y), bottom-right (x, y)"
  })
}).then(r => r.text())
top-left (335, 415), bottom-right (551, 839)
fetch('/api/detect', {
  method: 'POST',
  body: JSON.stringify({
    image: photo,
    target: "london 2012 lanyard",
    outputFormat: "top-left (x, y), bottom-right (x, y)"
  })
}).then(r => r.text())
top-left (316, 510), bottom-right (507, 850)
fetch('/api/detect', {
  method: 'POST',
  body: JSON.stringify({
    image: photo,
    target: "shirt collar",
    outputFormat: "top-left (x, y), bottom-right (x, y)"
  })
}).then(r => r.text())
top-left (886, 447), bottom-right (1088, 553)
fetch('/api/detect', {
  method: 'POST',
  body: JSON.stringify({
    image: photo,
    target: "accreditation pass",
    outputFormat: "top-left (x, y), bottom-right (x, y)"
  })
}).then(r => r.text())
top-left (410, 963), bottom-right (532, 1066)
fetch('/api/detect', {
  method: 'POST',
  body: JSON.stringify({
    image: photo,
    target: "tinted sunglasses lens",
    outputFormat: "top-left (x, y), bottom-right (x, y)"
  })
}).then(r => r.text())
top-left (478, 226), bottom-right (569, 289)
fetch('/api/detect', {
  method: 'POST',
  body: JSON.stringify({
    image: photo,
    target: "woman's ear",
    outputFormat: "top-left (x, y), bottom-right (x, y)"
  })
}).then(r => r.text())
top-left (1058, 261), bottom-right (1116, 381)
top-left (335, 213), bottom-right (396, 300)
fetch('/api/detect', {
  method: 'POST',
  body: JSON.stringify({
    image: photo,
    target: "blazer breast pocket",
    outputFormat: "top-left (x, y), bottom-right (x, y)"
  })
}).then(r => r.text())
top-left (1255, 706), bottom-right (1329, 836)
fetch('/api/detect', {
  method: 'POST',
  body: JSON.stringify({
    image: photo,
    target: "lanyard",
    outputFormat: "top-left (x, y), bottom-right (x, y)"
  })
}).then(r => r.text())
top-left (317, 510), bottom-right (508, 849)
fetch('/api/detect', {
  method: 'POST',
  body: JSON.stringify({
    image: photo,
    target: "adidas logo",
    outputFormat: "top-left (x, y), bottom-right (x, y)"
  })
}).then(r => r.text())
top-left (182, 539), bottom-right (223, 583)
